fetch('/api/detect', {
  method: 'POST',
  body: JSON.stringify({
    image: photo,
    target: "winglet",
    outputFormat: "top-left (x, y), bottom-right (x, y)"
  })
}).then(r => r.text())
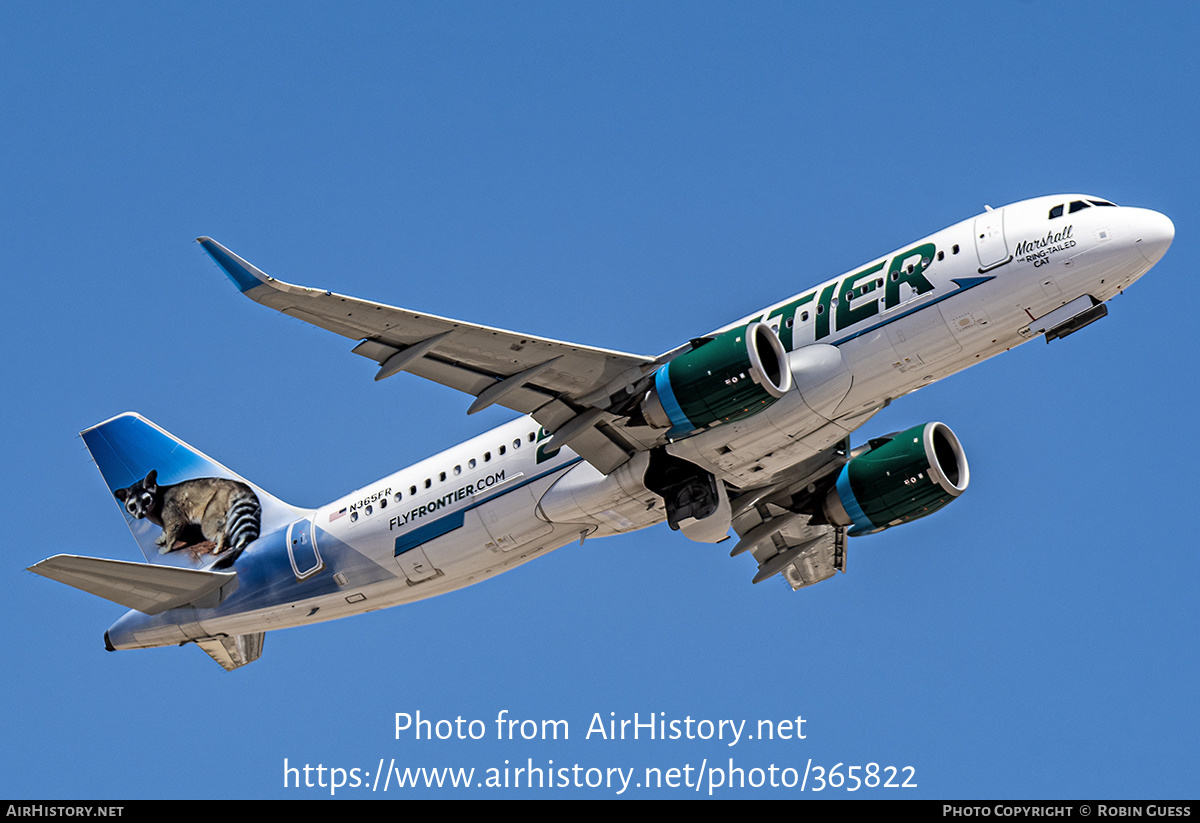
top-left (196, 236), bottom-right (271, 293)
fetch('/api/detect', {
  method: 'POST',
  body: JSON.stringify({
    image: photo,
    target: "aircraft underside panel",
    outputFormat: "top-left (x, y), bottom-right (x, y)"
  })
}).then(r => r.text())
top-left (731, 504), bottom-right (847, 590)
top-left (478, 485), bottom-right (555, 551)
top-left (886, 303), bottom-right (962, 373)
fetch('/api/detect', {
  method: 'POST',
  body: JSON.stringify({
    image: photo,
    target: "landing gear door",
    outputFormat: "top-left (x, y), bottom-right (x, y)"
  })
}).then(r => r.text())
top-left (974, 210), bottom-right (1011, 271)
top-left (287, 517), bottom-right (324, 581)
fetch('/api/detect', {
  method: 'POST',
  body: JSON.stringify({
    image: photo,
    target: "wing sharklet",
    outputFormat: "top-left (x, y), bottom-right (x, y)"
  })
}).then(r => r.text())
top-left (196, 236), bottom-right (272, 293)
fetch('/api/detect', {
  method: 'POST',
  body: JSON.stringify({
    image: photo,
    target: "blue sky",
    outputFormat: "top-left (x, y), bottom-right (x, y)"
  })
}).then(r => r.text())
top-left (4, 2), bottom-right (1197, 799)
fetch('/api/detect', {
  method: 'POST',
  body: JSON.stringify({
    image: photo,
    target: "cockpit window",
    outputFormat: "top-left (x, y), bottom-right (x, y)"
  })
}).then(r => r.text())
top-left (1088, 199), bottom-right (1116, 207)
top-left (1068, 200), bottom-right (1091, 214)
top-left (1049, 204), bottom-right (1064, 219)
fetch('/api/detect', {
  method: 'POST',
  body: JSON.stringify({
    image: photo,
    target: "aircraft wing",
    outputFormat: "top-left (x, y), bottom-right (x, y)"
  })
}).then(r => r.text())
top-left (198, 238), bottom-right (662, 473)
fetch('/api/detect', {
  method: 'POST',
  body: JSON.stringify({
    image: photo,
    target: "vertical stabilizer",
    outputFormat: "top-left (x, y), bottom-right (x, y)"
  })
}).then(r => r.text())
top-left (82, 413), bottom-right (305, 568)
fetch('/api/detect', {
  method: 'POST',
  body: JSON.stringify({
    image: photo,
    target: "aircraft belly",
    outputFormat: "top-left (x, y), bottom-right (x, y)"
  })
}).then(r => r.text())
top-left (535, 453), bottom-right (663, 536)
top-left (884, 302), bottom-right (962, 374)
top-left (106, 609), bottom-right (199, 650)
top-left (476, 481), bottom-right (555, 552)
top-left (1059, 244), bottom-right (1148, 298)
top-left (827, 330), bottom-right (901, 420)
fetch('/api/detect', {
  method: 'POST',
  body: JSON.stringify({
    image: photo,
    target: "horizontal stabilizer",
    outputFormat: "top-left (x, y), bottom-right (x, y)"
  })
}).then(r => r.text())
top-left (194, 633), bottom-right (264, 671)
top-left (28, 555), bottom-right (238, 615)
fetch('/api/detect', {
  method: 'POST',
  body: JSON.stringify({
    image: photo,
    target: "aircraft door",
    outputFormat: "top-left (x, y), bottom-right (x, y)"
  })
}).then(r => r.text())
top-left (974, 210), bottom-right (1012, 271)
top-left (287, 517), bottom-right (324, 581)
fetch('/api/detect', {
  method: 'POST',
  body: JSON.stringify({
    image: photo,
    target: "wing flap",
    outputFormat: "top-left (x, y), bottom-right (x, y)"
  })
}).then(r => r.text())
top-left (729, 450), bottom-right (850, 590)
top-left (738, 515), bottom-right (846, 590)
top-left (28, 555), bottom-right (238, 615)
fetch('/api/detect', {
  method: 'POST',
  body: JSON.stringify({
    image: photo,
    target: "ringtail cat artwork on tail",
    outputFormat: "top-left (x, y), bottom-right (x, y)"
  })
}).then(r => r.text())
top-left (113, 470), bottom-right (262, 556)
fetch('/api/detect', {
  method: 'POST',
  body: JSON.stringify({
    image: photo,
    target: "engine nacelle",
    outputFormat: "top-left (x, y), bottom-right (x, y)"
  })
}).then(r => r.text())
top-left (642, 322), bottom-right (791, 433)
top-left (823, 422), bottom-right (969, 536)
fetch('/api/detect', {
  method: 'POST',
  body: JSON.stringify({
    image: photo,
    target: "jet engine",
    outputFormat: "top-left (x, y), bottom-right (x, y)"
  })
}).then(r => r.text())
top-left (823, 422), bottom-right (969, 536)
top-left (641, 322), bottom-right (791, 433)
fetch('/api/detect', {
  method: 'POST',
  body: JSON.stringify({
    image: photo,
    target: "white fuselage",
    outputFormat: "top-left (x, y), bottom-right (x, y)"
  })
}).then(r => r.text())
top-left (106, 194), bottom-right (1173, 650)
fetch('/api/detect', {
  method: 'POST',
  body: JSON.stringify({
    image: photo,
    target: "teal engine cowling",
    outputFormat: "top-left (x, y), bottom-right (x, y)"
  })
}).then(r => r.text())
top-left (641, 322), bottom-right (791, 434)
top-left (823, 422), bottom-right (969, 536)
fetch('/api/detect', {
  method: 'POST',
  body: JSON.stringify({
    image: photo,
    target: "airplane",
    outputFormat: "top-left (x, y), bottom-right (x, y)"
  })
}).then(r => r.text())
top-left (29, 194), bottom-right (1174, 671)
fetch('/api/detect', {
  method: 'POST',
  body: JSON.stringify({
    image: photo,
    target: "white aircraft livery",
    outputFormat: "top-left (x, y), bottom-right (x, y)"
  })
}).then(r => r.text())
top-left (30, 194), bottom-right (1173, 670)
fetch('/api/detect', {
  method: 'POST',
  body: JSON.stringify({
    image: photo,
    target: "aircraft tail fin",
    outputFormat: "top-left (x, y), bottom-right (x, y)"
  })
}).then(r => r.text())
top-left (81, 413), bottom-right (305, 567)
top-left (27, 554), bottom-right (238, 615)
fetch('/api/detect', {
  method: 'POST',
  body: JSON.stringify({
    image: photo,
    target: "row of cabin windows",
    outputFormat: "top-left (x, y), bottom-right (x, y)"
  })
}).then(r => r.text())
top-left (1049, 199), bottom-right (1116, 219)
top-left (349, 431), bottom-right (539, 521)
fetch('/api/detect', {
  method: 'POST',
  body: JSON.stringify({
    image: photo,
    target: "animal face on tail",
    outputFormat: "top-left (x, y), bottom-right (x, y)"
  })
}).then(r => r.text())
top-left (113, 470), bottom-right (262, 556)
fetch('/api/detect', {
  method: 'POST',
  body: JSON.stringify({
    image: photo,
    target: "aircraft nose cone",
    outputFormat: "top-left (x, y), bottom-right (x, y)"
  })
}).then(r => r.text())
top-left (1130, 208), bottom-right (1174, 266)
